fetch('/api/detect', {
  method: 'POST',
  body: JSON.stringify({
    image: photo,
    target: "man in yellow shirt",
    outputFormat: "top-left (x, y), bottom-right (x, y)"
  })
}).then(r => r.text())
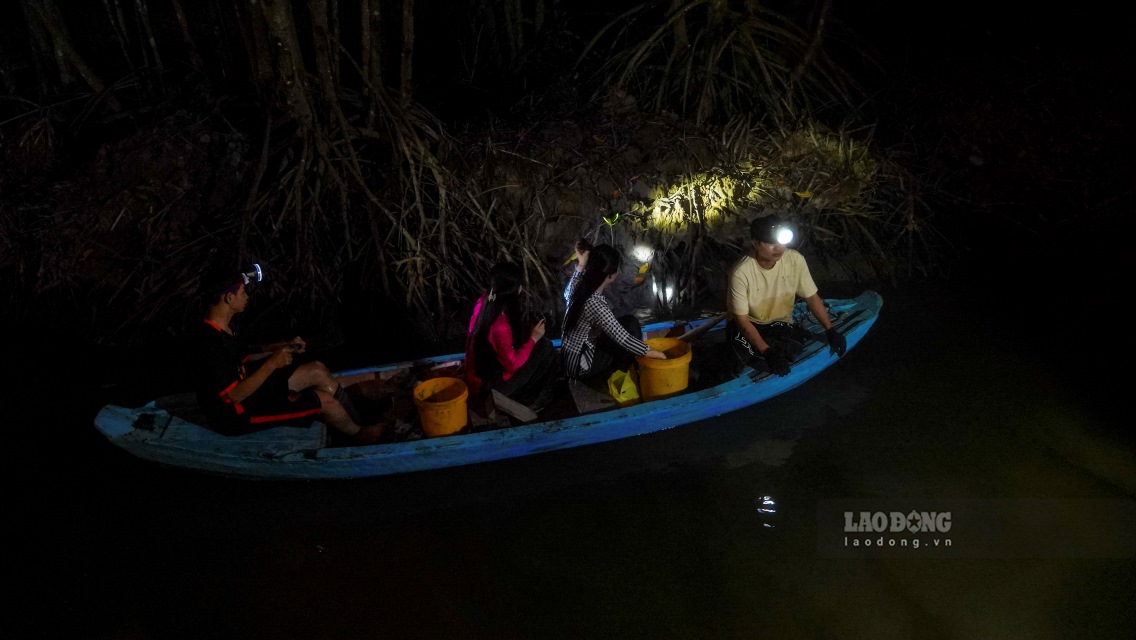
top-left (727, 214), bottom-right (846, 376)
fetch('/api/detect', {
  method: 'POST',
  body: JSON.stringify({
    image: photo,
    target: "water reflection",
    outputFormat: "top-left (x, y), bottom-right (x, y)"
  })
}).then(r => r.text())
top-left (756, 495), bottom-right (778, 528)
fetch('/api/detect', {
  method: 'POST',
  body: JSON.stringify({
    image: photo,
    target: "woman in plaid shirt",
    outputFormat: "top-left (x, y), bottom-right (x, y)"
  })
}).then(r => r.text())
top-left (561, 242), bottom-right (666, 381)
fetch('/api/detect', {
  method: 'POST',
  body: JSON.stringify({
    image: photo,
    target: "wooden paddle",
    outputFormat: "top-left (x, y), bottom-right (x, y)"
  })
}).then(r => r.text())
top-left (673, 312), bottom-right (729, 342)
top-left (334, 371), bottom-right (379, 388)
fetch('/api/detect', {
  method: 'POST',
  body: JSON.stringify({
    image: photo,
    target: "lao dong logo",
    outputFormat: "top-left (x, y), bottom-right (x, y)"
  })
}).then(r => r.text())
top-left (843, 510), bottom-right (952, 534)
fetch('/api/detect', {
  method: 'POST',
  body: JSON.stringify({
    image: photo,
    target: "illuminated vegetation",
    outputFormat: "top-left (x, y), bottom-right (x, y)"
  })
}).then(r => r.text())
top-left (0, 0), bottom-right (945, 345)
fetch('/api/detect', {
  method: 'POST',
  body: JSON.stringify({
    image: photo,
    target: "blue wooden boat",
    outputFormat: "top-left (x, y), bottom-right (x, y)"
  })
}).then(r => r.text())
top-left (94, 291), bottom-right (881, 479)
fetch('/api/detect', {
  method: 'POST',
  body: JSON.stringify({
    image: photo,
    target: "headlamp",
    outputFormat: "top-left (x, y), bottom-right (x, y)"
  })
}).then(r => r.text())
top-left (241, 263), bottom-right (263, 285)
top-left (758, 223), bottom-right (795, 245)
top-left (205, 263), bottom-right (266, 299)
top-left (772, 225), bottom-right (794, 245)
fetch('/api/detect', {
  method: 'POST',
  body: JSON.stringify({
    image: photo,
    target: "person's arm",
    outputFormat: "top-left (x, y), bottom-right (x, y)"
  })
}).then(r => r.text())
top-left (805, 293), bottom-right (846, 357)
top-left (251, 336), bottom-right (306, 356)
top-left (728, 266), bottom-right (789, 375)
top-left (467, 297), bottom-right (485, 334)
top-left (589, 298), bottom-right (666, 359)
top-left (564, 269), bottom-right (581, 304)
top-left (575, 241), bottom-right (590, 272)
top-left (489, 317), bottom-right (537, 376)
top-left (564, 241), bottom-right (590, 303)
top-left (804, 294), bottom-right (833, 331)
top-left (226, 348), bottom-right (292, 404)
top-left (728, 266), bottom-right (772, 353)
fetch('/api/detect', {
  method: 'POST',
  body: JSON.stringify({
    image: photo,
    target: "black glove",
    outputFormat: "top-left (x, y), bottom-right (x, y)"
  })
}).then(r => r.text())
top-left (826, 328), bottom-right (846, 357)
top-left (762, 346), bottom-right (791, 377)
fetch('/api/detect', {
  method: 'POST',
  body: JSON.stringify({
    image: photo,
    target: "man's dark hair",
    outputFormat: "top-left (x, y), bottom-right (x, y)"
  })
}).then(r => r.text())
top-left (200, 267), bottom-right (244, 309)
top-left (749, 214), bottom-right (788, 243)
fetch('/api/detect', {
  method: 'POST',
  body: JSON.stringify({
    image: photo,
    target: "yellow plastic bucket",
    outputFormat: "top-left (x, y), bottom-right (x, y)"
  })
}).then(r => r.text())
top-left (636, 337), bottom-right (692, 401)
top-left (412, 377), bottom-right (469, 437)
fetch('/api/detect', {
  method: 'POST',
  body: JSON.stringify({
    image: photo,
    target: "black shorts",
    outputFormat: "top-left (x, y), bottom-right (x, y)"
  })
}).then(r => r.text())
top-left (726, 320), bottom-right (815, 374)
top-left (213, 363), bottom-right (323, 435)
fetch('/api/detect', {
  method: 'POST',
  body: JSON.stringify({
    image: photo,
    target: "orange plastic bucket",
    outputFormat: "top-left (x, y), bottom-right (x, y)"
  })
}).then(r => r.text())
top-left (412, 377), bottom-right (469, 437)
top-left (636, 337), bottom-right (692, 401)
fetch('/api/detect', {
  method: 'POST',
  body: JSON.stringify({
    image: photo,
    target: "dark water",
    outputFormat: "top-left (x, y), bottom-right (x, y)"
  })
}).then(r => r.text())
top-left (12, 271), bottom-right (1135, 639)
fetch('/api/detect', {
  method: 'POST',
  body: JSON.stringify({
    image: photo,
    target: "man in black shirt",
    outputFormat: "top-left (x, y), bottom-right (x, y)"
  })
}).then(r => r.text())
top-left (194, 268), bottom-right (383, 443)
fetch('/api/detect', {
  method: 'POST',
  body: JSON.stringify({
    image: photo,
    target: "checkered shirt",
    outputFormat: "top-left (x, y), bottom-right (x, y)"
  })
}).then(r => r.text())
top-left (561, 270), bottom-right (649, 378)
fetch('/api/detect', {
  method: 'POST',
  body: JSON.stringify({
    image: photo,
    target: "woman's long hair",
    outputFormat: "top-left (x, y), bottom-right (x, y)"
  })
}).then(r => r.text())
top-left (564, 244), bottom-right (622, 333)
top-left (471, 262), bottom-right (527, 382)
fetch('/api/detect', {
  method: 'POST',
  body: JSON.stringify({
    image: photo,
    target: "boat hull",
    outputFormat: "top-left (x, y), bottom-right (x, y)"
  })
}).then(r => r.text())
top-left (94, 291), bottom-right (882, 479)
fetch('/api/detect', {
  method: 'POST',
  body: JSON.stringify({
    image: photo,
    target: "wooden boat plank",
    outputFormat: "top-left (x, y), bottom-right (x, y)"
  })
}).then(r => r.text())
top-left (491, 390), bottom-right (539, 423)
top-left (568, 380), bottom-right (617, 415)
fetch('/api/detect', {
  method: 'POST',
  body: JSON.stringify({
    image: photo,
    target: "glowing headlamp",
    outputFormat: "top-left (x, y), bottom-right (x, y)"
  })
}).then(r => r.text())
top-left (241, 263), bottom-right (263, 285)
top-left (758, 223), bottom-right (794, 245)
top-left (772, 226), bottom-right (794, 245)
top-left (205, 263), bottom-right (265, 299)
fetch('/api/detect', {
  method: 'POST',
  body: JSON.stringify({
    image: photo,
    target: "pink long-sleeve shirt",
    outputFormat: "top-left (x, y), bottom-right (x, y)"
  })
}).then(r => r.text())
top-left (464, 295), bottom-right (535, 397)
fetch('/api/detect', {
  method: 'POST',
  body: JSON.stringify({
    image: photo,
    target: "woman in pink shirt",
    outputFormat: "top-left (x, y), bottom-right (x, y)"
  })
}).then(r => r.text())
top-left (464, 262), bottom-right (559, 411)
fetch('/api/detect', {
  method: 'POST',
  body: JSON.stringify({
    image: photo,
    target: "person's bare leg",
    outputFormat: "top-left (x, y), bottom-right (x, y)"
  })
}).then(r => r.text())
top-left (291, 362), bottom-right (369, 426)
top-left (315, 390), bottom-right (358, 434)
top-left (289, 361), bottom-right (337, 394)
top-left (316, 390), bottom-right (384, 443)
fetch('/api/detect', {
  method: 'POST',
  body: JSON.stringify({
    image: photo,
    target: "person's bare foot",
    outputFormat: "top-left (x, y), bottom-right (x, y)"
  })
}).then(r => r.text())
top-left (351, 422), bottom-right (385, 445)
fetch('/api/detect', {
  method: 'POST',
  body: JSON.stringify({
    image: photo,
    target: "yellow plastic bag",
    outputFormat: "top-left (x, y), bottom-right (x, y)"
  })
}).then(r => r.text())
top-left (607, 368), bottom-right (640, 407)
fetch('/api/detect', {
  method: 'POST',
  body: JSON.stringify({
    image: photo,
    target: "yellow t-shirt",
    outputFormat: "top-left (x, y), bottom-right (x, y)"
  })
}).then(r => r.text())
top-left (727, 250), bottom-right (818, 324)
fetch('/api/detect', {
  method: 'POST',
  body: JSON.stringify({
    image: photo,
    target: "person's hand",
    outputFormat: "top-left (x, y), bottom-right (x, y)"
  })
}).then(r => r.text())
top-left (575, 239), bottom-right (591, 271)
top-left (761, 346), bottom-right (790, 376)
top-left (267, 347), bottom-right (293, 370)
top-left (645, 348), bottom-right (667, 360)
top-left (826, 328), bottom-right (846, 357)
top-left (288, 336), bottom-right (307, 353)
top-left (530, 318), bottom-right (546, 342)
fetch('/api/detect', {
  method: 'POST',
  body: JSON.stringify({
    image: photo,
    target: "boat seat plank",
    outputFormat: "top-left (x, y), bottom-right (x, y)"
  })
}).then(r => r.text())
top-left (491, 390), bottom-right (538, 423)
top-left (568, 380), bottom-right (616, 415)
